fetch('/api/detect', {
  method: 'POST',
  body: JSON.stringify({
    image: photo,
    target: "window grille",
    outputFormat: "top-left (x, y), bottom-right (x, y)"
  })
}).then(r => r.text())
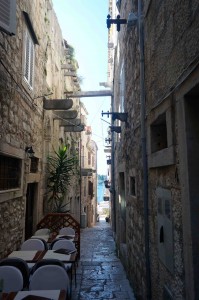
top-left (0, 155), bottom-right (21, 190)
top-left (24, 28), bottom-right (35, 88)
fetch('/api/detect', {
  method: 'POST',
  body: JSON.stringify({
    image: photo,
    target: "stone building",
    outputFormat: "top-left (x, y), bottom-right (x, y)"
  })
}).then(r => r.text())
top-left (80, 115), bottom-right (98, 228)
top-left (0, 0), bottom-right (97, 259)
top-left (108, 0), bottom-right (199, 299)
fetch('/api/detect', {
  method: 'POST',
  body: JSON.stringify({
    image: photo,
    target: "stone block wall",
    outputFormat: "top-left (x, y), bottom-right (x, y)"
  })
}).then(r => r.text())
top-left (111, 0), bottom-right (199, 299)
top-left (0, 0), bottom-right (82, 258)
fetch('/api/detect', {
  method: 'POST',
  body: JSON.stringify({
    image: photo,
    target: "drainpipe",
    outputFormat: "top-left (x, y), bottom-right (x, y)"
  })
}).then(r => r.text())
top-left (138, 0), bottom-right (151, 299)
top-left (111, 93), bottom-right (116, 233)
top-left (79, 136), bottom-right (82, 225)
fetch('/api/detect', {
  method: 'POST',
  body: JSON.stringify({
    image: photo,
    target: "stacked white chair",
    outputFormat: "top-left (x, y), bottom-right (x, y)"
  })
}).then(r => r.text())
top-left (59, 227), bottom-right (75, 236)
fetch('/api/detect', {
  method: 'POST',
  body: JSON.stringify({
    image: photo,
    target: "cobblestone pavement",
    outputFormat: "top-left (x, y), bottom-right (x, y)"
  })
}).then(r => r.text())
top-left (72, 219), bottom-right (136, 300)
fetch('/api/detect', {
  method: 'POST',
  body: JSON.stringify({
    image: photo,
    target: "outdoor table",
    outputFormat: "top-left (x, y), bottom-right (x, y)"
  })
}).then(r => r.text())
top-left (2, 289), bottom-right (67, 300)
top-left (8, 251), bottom-right (44, 263)
top-left (8, 250), bottom-right (76, 263)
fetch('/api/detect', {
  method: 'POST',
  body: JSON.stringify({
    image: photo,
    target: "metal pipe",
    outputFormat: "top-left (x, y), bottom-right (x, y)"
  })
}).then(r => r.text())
top-left (138, 0), bottom-right (151, 298)
top-left (111, 94), bottom-right (116, 233)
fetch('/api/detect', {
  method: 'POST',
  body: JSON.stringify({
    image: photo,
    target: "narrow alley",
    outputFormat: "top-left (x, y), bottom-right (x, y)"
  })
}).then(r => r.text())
top-left (72, 219), bottom-right (135, 300)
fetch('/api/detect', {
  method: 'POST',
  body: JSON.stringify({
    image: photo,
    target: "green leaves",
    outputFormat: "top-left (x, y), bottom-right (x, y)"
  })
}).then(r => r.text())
top-left (46, 145), bottom-right (78, 212)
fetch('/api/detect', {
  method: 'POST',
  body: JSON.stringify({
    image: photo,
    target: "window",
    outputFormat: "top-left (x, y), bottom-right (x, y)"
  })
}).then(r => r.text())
top-left (148, 98), bottom-right (175, 168)
top-left (0, 154), bottom-right (21, 190)
top-left (151, 113), bottom-right (167, 153)
top-left (129, 176), bottom-right (136, 196)
top-left (24, 27), bottom-right (35, 88)
top-left (119, 61), bottom-right (125, 113)
top-left (0, 0), bottom-right (16, 35)
top-left (23, 11), bottom-right (39, 89)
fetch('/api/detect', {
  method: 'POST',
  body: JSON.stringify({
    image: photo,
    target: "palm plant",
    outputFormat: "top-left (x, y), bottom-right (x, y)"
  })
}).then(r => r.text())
top-left (46, 145), bottom-right (78, 212)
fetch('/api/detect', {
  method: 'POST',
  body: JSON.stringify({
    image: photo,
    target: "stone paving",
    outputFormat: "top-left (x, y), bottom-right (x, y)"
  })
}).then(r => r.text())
top-left (72, 219), bottom-right (136, 300)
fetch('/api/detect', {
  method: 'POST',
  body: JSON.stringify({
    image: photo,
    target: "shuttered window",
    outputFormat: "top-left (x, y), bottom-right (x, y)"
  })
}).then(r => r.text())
top-left (24, 28), bottom-right (35, 89)
top-left (0, 0), bottom-right (16, 35)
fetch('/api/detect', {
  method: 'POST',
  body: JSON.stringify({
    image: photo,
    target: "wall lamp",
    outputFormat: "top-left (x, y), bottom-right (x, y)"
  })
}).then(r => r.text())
top-left (25, 146), bottom-right (35, 158)
top-left (106, 12), bottom-right (138, 32)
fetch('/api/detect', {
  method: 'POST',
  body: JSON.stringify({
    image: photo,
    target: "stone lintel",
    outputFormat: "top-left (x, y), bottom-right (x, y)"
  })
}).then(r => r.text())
top-left (43, 99), bottom-right (73, 110)
top-left (64, 90), bottom-right (113, 97)
top-left (53, 110), bottom-right (78, 119)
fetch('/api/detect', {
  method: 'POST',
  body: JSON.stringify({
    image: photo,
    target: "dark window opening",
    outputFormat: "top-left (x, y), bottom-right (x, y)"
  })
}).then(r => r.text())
top-left (129, 176), bottom-right (136, 196)
top-left (0, 154), bottom-right (21, 190)
top-left (151, 113), bottom-right (167, 153)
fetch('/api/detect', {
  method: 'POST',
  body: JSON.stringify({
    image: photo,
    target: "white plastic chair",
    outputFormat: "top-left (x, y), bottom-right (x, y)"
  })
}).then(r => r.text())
top-left (0, 265), bottom-right (23, 292)
top-left (21, 238), bottom-right (47, 251)
top-left (34, 228), bottom-right (50, 236)
top-left (51, 239), bottom-right (76, 252)
top-left (29, 265), bottom-right (70, 293)
top-left (0, 257), bottom-right (29, 289)
top-left (51, 239), bottom-right (77, 287)
top-left (59, 227), bottom-right (75, 236)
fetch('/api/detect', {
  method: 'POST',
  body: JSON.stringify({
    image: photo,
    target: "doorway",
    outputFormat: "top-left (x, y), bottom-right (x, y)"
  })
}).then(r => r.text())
top-left (184, 84), bottom-right (199, 297)
top-left (25, 183), bottom-right (37, 239)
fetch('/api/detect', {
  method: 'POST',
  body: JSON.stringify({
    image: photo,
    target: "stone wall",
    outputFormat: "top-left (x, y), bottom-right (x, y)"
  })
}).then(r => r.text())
top-left (0, 0), bottom-right (82, 258)
top-left (111, 0), bottom-right (199, 299)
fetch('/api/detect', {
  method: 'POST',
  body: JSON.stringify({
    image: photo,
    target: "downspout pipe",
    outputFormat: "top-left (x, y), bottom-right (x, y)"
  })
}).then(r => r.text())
top-left (138, 0), bottom-right (151, 299)
top-left (111, 93), bottom-right (116, 233)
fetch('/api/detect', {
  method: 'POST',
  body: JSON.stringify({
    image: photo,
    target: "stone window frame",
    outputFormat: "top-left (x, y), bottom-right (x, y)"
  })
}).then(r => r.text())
top-left (0, 143), bottom-right (24, 203)
top-left (0, 0), bottom-right (16, 35)
top-left (148, 96), bottom-right (175, 168)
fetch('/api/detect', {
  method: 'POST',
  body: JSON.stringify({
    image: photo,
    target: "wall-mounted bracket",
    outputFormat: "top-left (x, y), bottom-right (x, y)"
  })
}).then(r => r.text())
top-left (102, 111), bottom-right (128, 123)
top-left (105, 137), bottom-right (112, 144)
top-left (106, 14), bottom-right (127, 32)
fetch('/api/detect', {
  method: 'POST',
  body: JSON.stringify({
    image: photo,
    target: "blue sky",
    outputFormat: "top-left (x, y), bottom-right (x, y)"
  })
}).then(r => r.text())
top-left (52, 0), bottom-right (111, 175)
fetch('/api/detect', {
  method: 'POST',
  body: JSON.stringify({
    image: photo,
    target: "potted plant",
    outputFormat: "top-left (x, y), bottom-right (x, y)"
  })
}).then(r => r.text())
top-left (46, 145), bottom-right (78, 212)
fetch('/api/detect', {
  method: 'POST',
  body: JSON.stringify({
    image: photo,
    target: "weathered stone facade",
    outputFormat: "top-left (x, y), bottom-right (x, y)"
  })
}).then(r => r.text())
top-left (0, 0), bottom-right (98, 259)
top-left (109, 0), bottom-right (199, 299)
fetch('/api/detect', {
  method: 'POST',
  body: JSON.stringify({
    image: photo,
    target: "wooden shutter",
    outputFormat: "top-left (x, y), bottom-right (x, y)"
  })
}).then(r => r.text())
top-left (0, 0), bottom-right (16, 35)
